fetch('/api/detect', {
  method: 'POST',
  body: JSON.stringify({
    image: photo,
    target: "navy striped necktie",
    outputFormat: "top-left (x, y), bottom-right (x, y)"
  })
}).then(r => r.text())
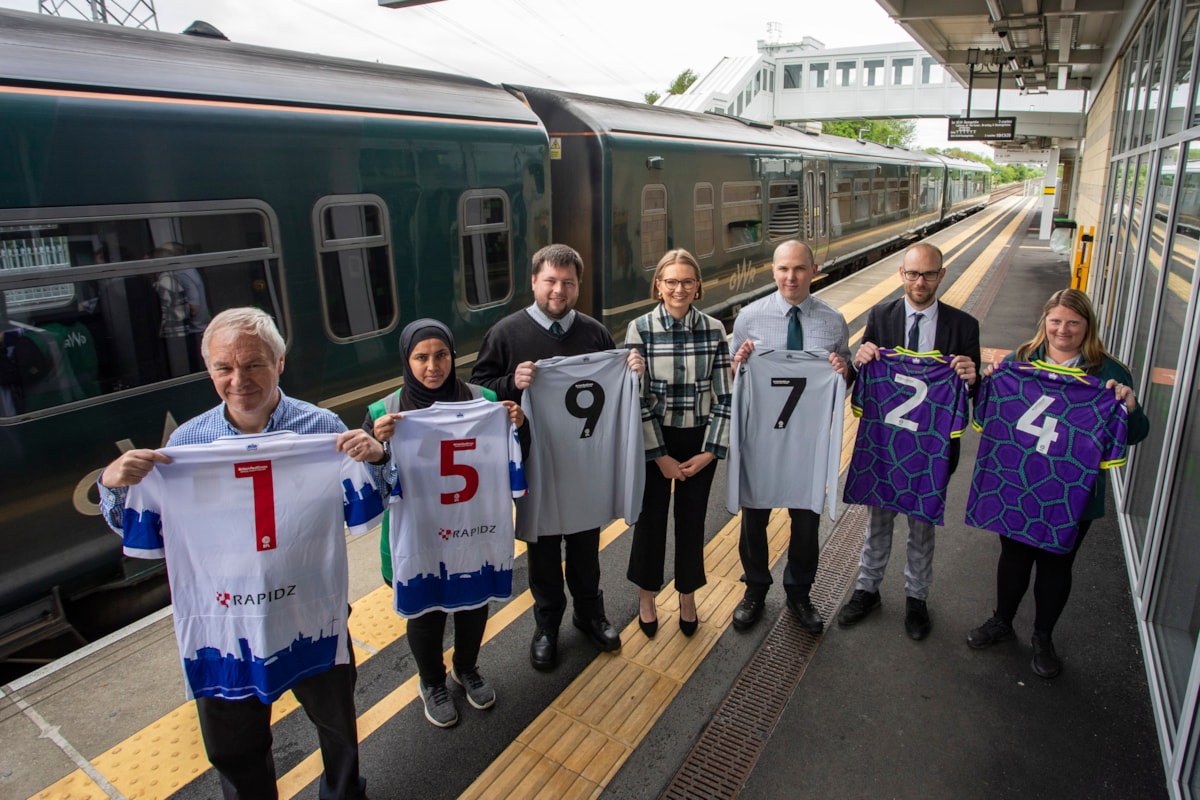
top-left (907, 313), bottom-right (924, 351)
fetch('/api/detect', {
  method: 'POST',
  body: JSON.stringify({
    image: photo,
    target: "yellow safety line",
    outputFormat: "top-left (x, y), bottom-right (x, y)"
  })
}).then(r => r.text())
top-left (29, 200), bottom-right (1027, 800)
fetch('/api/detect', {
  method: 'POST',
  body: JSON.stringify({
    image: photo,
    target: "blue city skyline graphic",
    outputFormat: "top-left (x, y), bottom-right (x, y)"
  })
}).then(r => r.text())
top-left (184, 627), bottom-right (341, 703)
top-left (394, 559), bottom-right (512, 616)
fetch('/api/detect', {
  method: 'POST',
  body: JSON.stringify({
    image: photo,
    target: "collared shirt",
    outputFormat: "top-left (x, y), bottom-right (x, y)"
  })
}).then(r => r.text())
top-left (903, 298), bottom-right (940, 353)
top-left (626, 304), bottom-right (733, 459)
top-left (99, 389), bottom-right (366, 532)
top-left (526, 303), bottom-right (576, 334)
top-left (731, 290), bottom-right (852, 367)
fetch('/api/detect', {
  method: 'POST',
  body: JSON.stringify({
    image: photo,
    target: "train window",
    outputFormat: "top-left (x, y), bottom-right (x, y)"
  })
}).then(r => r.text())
top-left (818, 173), bottom-right (828, 237)
top-left (767, 181), bottom-right (801, 240)
top-left (314, 195), bottom-right (397, 341)
top-left (804, 174), bottom-right (816, 240)
top-left (721, 182), bottom-right (763, 251)
top-left (854, 179), bottom-right (871, 222)
top-left (641, 185), bottom-right (668, 269)
top-left (783, 64), bottom-right (802, 90)
top-left (873, 178), bottom-right (887, 215)
top-left (459, 191), bottom-right (514, 308)
top-left (694, 184), bottom-right (715, 258)
top-left (833, 180), bottom-right (853, 234)
top-left (0, 202), bottom-right (284, 418)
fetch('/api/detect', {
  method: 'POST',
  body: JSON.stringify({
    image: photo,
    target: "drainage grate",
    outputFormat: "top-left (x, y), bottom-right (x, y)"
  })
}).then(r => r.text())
top-left (659, 504), bottom-right (870, 800)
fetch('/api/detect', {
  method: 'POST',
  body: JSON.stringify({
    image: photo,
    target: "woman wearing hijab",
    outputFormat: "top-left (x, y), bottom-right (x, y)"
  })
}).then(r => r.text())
top-left (364, 318), bottom-right (523, 728)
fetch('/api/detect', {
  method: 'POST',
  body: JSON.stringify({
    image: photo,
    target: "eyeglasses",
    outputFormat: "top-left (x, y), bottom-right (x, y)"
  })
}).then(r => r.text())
top-left (902, 270), bottom-right (941, 282)
top-left (658, 278), bottom-right (699, 290)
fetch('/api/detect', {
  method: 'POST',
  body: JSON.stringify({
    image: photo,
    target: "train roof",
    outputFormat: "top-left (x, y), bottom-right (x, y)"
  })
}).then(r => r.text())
top-left (511, 85), bottom-right (947, 166)
top-left (0, 9), bottom-right (542, 126)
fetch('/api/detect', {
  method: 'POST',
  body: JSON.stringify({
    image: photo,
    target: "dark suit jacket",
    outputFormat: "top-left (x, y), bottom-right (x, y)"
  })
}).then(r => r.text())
top-left (859, 297), bottom-right (981, 474)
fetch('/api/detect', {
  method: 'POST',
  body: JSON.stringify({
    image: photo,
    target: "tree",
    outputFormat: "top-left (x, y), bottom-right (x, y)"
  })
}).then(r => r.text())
top-left (821, 119), bottom-right (917, 147)
top-left (668, 68), bottom-right (698, 96)
top-left (644, 90), bottom-right (661, 105)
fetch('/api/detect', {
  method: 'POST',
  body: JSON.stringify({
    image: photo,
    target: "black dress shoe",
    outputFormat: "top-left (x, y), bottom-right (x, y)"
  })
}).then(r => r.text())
top-left (732, 596), bottom-right (764, 631)
top-left (904, 597), bottom-right (931, 641)
top-left (679, 615), bottom-right (698, 637)
top-left (530, 627), bottom-right (558, 671)
top-left (1031, 631), bottom-right (1062, 678)
top-left (786, 598), bottom-right (824, 634)
top-left (639, 615), bottom-right (659, 638)
top-left (573, 614), bottom-right (621, 651)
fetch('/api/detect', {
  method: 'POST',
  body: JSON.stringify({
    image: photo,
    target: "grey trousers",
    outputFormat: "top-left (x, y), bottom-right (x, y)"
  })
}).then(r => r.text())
top-left (854, 506), bottom-right (936, 601)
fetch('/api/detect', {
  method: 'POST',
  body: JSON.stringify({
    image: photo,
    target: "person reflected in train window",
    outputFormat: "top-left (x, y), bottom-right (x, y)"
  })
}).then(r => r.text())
top-left (96, 307), bottom-right (381, 800)
top-left (151, 243), bottom-right (210, 374)
top-left (364, 318), bottom-right (524, 728)
top-left (624, 249), bottom-right (731, 639)
top-left (470, 243), bottom-right (645, 671)
top-left (729, 239), bottom-right (853, 635)
top-left (836, 242), bottom-right (980, 641)
top-left (965, 288), bottom-right (1149, 679)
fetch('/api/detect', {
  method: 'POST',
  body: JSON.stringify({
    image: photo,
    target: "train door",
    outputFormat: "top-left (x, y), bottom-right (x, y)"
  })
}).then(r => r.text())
top-left (805, 159), bottom-right (830, 258)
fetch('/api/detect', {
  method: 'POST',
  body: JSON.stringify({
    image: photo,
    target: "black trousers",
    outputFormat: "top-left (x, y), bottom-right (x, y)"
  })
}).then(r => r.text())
top-left (994, 519), bottom-right (1093, 635)
top-left (527, 527), bottom-right (603, 631)
top-left (406, 605), bottom-right (489, 685)
top-left (627, 426), bottom-right (716, 594)
top-left (739, 507), bottom-right (820, 603)
top-left (195, 659), bottom-right (365, 800)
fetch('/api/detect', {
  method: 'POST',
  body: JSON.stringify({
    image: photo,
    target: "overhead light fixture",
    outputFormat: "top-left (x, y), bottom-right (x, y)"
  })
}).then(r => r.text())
top-left (1058, 66), bottom-right (1069, 90)
top-left (1008, 57), bottom-right (1020, 72)
top-left (1015, 75), bottom-right (1025, 89)
top-left (999, 32), bottom-right (1014, 53)
top-left (985, 0), bottom-right (1004, 22)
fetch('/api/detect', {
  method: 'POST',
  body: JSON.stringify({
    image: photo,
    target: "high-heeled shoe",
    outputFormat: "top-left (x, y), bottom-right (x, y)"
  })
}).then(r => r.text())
top-left (679, 615), bottom-right (698, 637)
top-left (639, 614), bottom-right (659, 638)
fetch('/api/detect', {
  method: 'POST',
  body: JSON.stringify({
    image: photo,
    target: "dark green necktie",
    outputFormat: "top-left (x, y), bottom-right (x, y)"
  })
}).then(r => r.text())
top-left (787, 305), bottom-right (804, 350)
top-left (550, 321), bottom-right (564, 337)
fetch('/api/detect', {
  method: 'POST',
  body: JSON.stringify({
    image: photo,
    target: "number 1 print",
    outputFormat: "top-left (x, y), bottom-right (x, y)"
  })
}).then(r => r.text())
top-left (234, 460), bottom-right (276, 551)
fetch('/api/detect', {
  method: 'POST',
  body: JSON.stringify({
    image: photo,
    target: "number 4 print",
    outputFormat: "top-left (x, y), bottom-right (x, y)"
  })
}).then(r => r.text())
top-left (441, 439), bottom-right (480, 504)
top-left (1017, 395), bottom-right (1060, 454)
top-left (234, 461), bottom-right (277, 551)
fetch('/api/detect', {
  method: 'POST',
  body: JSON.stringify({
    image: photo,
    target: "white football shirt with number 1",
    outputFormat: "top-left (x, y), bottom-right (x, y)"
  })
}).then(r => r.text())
top-left (123, 431), bottom-right (384, 703)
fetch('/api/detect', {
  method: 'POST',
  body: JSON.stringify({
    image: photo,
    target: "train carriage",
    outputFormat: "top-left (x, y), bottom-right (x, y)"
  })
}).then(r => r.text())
top-left (0, 9), bottom-right (550, 646)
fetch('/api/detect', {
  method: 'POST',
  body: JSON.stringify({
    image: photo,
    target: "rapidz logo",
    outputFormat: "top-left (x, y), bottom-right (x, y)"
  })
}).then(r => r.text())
top-left (216, 591), bottom-right (231, 608)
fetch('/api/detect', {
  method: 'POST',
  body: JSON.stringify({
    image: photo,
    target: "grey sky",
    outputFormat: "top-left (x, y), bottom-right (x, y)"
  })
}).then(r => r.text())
top-left (1, 0), bottom-right (983, 151)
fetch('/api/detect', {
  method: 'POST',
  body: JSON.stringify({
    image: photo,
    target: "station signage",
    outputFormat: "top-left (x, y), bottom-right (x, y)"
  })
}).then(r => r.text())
top-left (947, 117), bottom-right (1017, 141)
top-left (993, 147), bottom-right (1054, 164)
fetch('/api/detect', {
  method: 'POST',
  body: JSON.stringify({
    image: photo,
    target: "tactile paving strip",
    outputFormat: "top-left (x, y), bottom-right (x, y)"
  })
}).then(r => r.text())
top-left (659, 504), bottom-right (869, 800)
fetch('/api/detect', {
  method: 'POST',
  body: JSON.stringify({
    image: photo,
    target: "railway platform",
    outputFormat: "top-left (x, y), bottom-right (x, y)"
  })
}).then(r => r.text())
top-left (2, 193), bottom-right (1166, 799)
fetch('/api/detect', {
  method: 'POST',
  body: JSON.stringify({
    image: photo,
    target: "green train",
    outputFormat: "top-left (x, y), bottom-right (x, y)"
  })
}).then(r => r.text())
top-left (0, 9), bottom-right (989, 654)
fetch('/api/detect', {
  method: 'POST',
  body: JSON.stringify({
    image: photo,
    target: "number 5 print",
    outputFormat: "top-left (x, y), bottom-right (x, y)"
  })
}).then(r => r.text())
top-left (441, 439), bottom-right (480, 504)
